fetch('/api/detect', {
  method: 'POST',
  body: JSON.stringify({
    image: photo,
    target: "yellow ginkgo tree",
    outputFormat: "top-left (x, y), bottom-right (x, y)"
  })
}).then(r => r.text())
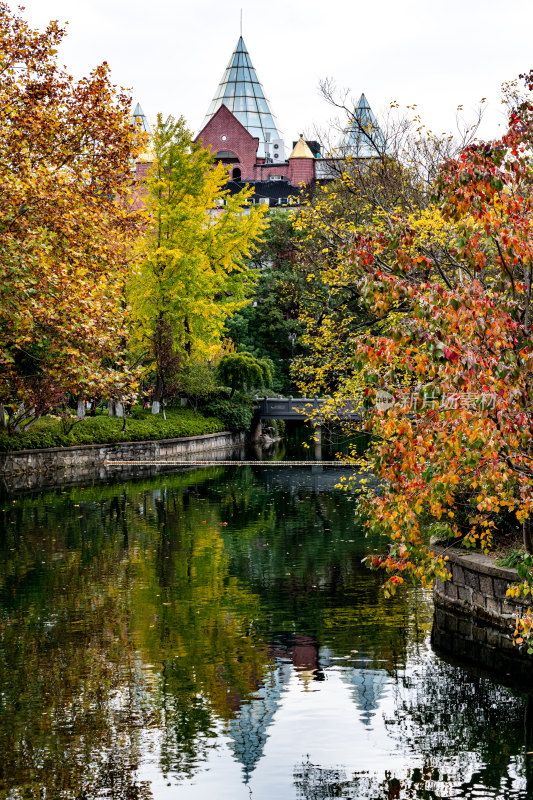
top-left (128, 115), bottom-right (267, 413)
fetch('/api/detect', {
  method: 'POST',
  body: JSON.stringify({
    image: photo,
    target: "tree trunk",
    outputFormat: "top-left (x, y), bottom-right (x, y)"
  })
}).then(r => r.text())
top-left (184, 316), bottom-right (192, 356)
top-left (524, 517), bottom-right (532, 554)
top-left (77, 398), bottom-right (85, 419)
top-left (14, 403), bottom-right (24, 432)
top-left (0, 404), bottom-right (6, 429)
top-left (152, 375), bottom-right (163, 415)
top-left (115, 402), bottom-right (124, 418)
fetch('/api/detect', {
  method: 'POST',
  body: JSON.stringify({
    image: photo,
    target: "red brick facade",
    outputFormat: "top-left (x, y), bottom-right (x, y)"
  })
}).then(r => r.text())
top-left (134, 104), bottom-right (317, 208)
top-left (194, 104), bottom-right (316, 192)
top-left (289, 158), bottom-right (315, 186)
top-left (254, 162), bottom-right (290, 181)
top-left (194, 105), bottom-right (260, 182)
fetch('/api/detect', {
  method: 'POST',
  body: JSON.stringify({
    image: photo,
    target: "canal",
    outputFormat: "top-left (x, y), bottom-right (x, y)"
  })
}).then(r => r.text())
top-left (0, 436), bottom-right (531, 798)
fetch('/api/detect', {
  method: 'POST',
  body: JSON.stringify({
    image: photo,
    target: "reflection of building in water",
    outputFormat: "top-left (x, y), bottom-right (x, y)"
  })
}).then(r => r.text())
top-left (340, 666), bottom-right (389, 726)
top-left (226, 660), bottom-right (291, 783)
top-left (271, 633), bottom-right (324, 689)
top-left (226, 634), bottom-right (322, 782)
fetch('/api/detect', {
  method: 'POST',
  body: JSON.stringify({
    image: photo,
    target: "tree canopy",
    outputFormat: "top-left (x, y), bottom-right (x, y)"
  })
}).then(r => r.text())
top-left (128, 115), bottom-right (268, 410)
top-left (0, 3), bottom-right (142, 432)
top-left (216, 352), bottom-right (273, 397)
top-left (223, 211), bottom-right (306, 393)
top-left (293, 72), bottom-right (533, 602)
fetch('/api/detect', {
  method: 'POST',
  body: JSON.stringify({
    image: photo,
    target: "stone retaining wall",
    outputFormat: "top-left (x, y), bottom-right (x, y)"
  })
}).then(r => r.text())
top-left (433, 548), bottom-right (526, 632)
top-left (431, 605), bottom-right (533, 688)
top-left (0, 431), bottom-right (246, 493)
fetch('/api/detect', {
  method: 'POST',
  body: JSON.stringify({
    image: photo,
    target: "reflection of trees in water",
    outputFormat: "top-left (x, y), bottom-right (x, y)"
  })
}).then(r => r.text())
top-left (294, 758), bottom-right (529, 799)
top-left (0, 467), bottom-right (485, 798)
top-left (0, 470), bottom-right (270, 796)
top-left (0, 535), bottom-right (156, 797)
top-left (385, 661), bottom-right (527, 774)
top-left (0, 468), bottom-right (432, 795)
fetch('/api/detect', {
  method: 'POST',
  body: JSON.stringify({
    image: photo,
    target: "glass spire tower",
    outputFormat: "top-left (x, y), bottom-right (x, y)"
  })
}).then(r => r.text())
top-left (132, 102), bottom-right (151, 134)
top-left (201, 37), bottom-right (283, 158)
top-left (336, 94), bottom-right (387, 158)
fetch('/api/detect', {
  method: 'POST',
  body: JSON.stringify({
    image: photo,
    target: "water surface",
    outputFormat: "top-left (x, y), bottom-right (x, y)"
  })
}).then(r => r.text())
top-left (0, 443), bottom-right (531, 799)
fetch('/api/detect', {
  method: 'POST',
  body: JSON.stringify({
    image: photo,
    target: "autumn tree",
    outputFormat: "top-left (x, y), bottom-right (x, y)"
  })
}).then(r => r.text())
top-left (291, 93), bottom-right (484, 399)
top-left (128, 115), bottom-right (267, 414)
top-left (0, 4), bottom-right (142, 433)
top-left (294, 72), bottom-right (533, 598)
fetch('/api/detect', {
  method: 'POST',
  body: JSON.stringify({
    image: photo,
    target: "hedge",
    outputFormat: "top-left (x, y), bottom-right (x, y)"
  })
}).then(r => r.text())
top-left (0, 408), bottom-right (227, 452)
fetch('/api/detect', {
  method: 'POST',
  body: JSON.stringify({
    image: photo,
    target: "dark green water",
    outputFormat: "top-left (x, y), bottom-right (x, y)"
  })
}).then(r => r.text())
top-left (0, 442), bottom-right (532, 799)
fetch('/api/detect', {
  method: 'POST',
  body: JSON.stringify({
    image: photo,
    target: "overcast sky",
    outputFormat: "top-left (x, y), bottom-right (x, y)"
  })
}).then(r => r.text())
top-left (17, 0), bottom-right (533, 145)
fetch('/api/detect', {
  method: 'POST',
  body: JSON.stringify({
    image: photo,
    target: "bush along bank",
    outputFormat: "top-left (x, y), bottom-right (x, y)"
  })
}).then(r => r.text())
top-left (0, 408), bottom-right (226, 452)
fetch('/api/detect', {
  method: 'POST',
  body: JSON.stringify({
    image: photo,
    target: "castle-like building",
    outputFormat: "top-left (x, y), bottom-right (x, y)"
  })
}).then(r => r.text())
top-left (134, 35), bottom-right (386, 207)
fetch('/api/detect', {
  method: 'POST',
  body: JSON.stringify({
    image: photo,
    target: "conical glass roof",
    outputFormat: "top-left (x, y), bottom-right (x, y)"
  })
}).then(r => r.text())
top-left (336, 94), bottom-right (386, 158)
top-left (201, 37), bottom-right (283, 158)
top-left (132, 102), bottom-right (151, 134)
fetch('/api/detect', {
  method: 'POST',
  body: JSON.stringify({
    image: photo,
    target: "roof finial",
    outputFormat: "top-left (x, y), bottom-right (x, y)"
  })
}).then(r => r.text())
top-left (240, 8), bottom-right (243, 36)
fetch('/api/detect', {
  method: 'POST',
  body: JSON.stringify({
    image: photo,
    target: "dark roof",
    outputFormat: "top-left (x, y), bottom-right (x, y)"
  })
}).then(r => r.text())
top-left (292, 139), bottom-right (321, 157)
top-left (225, 180), bottom-right (302, 201)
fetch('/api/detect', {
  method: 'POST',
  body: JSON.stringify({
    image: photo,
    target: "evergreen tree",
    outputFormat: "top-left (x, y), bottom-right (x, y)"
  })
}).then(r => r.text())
top-left (223, 212), bottom-right (306, 392)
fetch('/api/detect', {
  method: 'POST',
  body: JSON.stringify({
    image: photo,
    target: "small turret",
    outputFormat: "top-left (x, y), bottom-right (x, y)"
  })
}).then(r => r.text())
top-left (289, 135), bottom-right (315, 186)
top-left (132, 101), bottom-right (154, 169)
top-left (289, 135), bottom-right (314, 160)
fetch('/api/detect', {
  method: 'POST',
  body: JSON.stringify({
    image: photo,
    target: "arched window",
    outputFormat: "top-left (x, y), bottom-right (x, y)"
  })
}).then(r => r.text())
top-left (232, 167), bottom-right (242, 181)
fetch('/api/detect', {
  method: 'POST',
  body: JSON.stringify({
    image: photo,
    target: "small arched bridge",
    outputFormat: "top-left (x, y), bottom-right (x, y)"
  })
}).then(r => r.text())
top-left (254, 395), bottom-right (362, 422)
top-left (251, 396), bottom-right (364, 445)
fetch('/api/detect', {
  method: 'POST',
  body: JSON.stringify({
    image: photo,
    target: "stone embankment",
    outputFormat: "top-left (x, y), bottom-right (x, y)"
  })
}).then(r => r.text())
top-left (0, 431), bottom-right (246, 492)
top-left (431, 604), bottom-right (533, 688)
top-left (434, 548), bottom-right (526, 626)
top-left (433, 547), bottom-right (528, 655)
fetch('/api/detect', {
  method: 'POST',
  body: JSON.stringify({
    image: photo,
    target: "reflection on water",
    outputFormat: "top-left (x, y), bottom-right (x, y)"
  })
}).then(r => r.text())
top-left (0, 445), bottom-right (531, 798)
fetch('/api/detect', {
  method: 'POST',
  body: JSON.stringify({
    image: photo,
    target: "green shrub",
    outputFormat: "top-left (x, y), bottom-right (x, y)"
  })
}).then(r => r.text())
top-left (204, 398), bottom-right (253, 432)
top-left (0, 408), bottom-right (226, 452)
top-left (495, 550), bottom-right (529, 568)
top-left (178, 361), bottom-right (219, 414)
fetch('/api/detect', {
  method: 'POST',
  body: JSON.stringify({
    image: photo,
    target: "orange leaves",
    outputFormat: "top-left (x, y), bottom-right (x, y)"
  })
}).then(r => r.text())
top-left (293, 69), bottom-right (533, 602)
top-left (0, 5), bottom-right (143, 420)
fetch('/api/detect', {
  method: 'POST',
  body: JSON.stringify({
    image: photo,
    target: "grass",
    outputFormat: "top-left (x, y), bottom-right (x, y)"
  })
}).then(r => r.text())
top-left (494, 549), bottom-right (529, 568)
top-left (0, 407), bottom-right (227, 452)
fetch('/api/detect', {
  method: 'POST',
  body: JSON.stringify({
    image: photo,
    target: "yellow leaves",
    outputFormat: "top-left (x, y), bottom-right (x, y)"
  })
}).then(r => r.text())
top-left (129, 116), bottom-right (267, 362)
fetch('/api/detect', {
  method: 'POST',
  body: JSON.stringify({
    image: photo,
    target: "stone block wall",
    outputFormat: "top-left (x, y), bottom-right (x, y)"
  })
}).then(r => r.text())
top-left (431, 605), bottom-right (533, 688)
top-left (433, 548), bottom-right (526, 632)
top-left (0, 432), bottom-right (246, 493)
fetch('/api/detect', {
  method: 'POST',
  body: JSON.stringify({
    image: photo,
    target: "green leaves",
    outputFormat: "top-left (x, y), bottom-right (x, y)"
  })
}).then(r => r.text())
top-left (216, 352), bottom-right (272, 396)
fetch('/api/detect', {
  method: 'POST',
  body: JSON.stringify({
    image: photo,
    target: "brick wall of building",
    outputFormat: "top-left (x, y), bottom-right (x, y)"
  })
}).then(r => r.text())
top-left (289, 158), bottom-right (315, 186)
top-left (254, 162), bottom-right (291, 181)
top-left (194, 105), bottom-right (259, 181)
